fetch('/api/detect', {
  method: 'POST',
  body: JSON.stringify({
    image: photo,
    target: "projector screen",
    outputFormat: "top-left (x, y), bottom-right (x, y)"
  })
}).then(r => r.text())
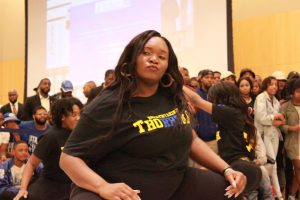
top-left (27, 0), bottom-right (229, 102)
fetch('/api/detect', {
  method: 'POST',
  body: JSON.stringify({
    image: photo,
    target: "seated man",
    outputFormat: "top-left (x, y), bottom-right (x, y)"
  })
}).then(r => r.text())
top-left (0, 141), bottom-right (29, 200)
top-left (2, 113), bottom-right (21, 155)
top-left (19, 106), bottom-right (51, 154)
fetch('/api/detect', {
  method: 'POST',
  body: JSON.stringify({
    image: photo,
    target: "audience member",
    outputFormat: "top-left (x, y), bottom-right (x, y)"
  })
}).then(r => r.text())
top-left (255, 75), bottom-right (263, 85)
top-left (213, 71), bottom-right (221, 84)
top-left (2, 113), bottom-right (21, 154)
top-left (184, 82), bottom-right (262, 196)
top-left (14, 97), bottom-right (83, 200)
top-left (19, 106), bottom-right (51, 154)
top-left (87, 69), bottom-right (115, 103)
top-left (287, 71), bottom-right (300, 80)
top-left (23, 78), bottom-right (54, 120)
top-left (0, 90), bottom-right (24, 120)
top-left (237, 77), bottom-right (255, 117)
top-left (239, 68), bottom-right (256, 82)
top-left (83, 81), bottom-right (97, 101)
top-left (0, 112), bottom-right (10, 156)
top-left (220, 70), bottom-right (236, 84)
top-left (190, 77), bottom-right (199, 89)
top-left (179, 67), bottom-right (191, 86)
top-left (272, 71), bottom-right (288, 102)
top-left (253, 79), bottom-right (262, 97)
top-left (53, 80), bottom-right (74, 101)
top-left (195, 69), bottom-right (217, 153)
top-left (254, 76), bottom-right (285, 200)
top-left (0, 141), bottom-right (30, 200)
top-left (280, 77), bottom-right (300, 200)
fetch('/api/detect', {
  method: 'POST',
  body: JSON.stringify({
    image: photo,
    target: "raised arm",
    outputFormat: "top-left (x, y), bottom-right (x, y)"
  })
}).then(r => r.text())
top-left (183, 86), bottom-right (212, 114)
top-left (189, 130), bottom-right (246, 198)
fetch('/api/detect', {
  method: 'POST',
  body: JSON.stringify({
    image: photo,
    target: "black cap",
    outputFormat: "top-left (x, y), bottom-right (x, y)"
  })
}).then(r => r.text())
top-left (239, 68), bottom-right (255, 79)
top-left (198, 69), bottom-right (213, 78)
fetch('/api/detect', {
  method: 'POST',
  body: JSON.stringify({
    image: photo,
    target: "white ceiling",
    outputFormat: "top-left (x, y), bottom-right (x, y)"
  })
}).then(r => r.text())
top-left (233, 0), bottom-right (300, 20)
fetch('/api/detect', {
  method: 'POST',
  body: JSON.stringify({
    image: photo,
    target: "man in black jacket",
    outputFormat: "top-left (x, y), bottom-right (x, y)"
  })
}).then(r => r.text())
top-left (0, 90), bottom-right (24, 120)
top-left (23, 78), bottom-right (55, 120)
top-left (87, 69), bottom-right (115, 104)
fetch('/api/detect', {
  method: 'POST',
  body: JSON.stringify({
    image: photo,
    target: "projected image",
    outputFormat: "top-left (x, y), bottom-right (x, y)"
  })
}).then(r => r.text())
top-left (39, 0), bottom-right (226, 102)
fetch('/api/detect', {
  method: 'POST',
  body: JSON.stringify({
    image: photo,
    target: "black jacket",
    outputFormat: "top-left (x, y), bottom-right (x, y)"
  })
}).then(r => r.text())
top-left (23, 94), bottom-right (55, 120)
top-left (0, 102), bottom-right (24, 120)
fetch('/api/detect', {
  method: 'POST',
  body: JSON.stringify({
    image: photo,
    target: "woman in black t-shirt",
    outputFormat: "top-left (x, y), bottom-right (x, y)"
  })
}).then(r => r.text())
top-left (237, 77), bottom-right (256, 119)
top-left (60, 30), bottom-right (247, 200)
top-left (184, 82), bottom-right (262, 195)
top-left (14, 98), bottom-right (83, 200)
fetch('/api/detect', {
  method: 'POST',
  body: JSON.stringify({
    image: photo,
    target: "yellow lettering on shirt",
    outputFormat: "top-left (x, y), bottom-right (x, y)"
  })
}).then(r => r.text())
top-left (144, 120), bottom-right (157, 131)
top-left (216, 131), bottom-right (221, 141)
top-left (133, 120), bottom-right (146, 134)
top-left (153, 119), bottom-right (163, 128)
top-left (132, 109), bottom-right (190, 134)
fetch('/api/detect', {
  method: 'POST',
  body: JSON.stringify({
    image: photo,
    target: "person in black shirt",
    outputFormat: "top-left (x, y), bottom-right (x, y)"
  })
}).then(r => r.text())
top-left (13, 97), bottom-right (83, 200)
top-left (60, 30), bottom-right (247, 200)
top-left (184, 82), bottom-right (262, 196)
top-left (237, 77), bottom-right (255, 119)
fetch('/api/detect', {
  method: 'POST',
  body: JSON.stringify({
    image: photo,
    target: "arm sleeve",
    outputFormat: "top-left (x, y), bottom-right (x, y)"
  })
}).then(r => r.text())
top-left (33, 134), bottom-right (54, 160)
top-left (0, 168), bottom-right (11, 195)
top-left (63, 90), bottom-right (119, 161)
top-left (254, 95), bottom-right (273, 126)
top-left (22, 98), bottom-right (32, 120)
top-left (279, 105), bottom-right (290, 134)
top-left (211, 104), bottom-right (237, 127)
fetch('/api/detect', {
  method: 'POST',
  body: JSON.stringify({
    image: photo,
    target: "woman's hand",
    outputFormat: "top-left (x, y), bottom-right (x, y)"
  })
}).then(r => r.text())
top-left (224, 169), bottom-right (247, 198)
top-left (97, 182), bottom-right (141, 200)
top-left (13, 189), bottom-right (28, 200)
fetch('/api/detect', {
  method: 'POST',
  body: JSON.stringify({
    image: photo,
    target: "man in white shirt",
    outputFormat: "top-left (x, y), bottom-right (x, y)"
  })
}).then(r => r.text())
top-left (23, 78), bottom-right (55, 120)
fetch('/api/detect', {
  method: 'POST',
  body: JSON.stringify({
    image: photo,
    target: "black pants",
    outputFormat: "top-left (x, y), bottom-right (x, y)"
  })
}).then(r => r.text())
top-left (230, 159), bottom-right (262, 194)
top-left (0, 191), bottom-right (16, 200)
top-left (70, 165), bottom-right (261, 200)
top-left (26, 177), bottom-right (71, 200)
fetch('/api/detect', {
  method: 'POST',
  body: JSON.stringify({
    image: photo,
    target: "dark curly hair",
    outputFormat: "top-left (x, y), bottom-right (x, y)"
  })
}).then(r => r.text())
top-left (50, 97), bottom-right (83, 128)
top-left (208, 82), bottom-right (257, 148)
top-left (286, 76), bottom-right (300, 96)
top-left (261, 76), bottom-right (277, 92)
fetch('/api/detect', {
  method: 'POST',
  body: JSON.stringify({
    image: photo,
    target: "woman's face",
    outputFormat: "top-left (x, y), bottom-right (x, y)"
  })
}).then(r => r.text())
top-left (224, 76), bottom-right (236, 84)
top-left (293, 88), bottom-right (300, 103)
top-left (62, 105), bottom-right (81, 130)
top-left (266, 79), bottom-right (278, 97)
top-left (239, 79), bottom-right (251, 96)
top-left (136, 36), bottom-right (169, 86)
top-left (277, 80), bottom-right (286, 91)
top-left (253, 81), bottom-right (260, 95)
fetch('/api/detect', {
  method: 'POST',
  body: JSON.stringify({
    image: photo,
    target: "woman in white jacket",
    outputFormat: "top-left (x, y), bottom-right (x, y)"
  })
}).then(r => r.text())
top-left (254, 76), bottom-right (285, 200)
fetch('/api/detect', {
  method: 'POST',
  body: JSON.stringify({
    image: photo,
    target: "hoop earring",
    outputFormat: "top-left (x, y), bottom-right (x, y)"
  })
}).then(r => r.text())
top-left (120, 63), bottom-right (131, 78)
top-left (160, 73), bottom-right (174, 88)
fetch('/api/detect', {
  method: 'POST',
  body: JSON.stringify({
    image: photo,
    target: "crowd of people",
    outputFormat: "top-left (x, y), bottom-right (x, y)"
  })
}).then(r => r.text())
top-left (0, 30), bottom-right (299, 200)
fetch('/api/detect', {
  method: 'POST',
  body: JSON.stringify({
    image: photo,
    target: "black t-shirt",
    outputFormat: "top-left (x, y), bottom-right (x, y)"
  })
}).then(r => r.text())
top-left (34, 126), bottom-right (71, 183)
top-left (212, 104), bottom-right (255, 163)
top-left (63, 88), bottom-right (192, 200)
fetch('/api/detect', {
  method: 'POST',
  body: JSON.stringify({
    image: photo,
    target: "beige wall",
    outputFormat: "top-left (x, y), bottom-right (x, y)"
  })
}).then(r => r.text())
top-left (233, 1), bottom-right (300, 78)
top-left (0, 0), bottom-right (25, 105)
